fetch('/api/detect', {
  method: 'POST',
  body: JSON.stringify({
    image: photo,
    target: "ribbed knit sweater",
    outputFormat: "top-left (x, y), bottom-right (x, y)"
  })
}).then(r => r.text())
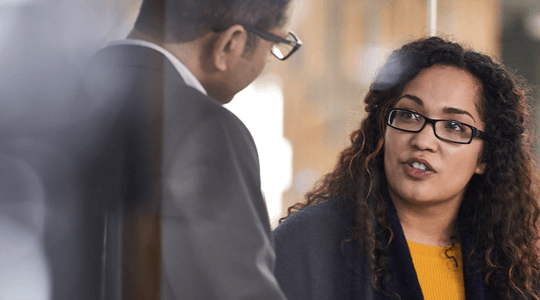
top-left (407, 240), bottom-right (465, 300)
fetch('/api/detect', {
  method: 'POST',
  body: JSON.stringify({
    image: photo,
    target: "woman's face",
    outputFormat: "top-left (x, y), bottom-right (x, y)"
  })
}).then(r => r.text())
top-left (384, 65), bottom-right (486, 208)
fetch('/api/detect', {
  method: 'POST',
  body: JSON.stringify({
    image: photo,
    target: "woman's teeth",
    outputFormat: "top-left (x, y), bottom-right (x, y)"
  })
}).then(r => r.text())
top-left (410, 162), bottom-right (429, 171)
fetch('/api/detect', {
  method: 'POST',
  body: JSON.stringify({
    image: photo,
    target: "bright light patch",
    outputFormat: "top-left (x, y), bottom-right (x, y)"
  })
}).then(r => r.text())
top-left (294, 168), bottom-right (319, 194)
top-left (0, 153), bottom-right (50, 300)
top-left (526, 11), bottom-right (540, 40)
top-left (225, 75), bottom-right (293, 228)
top-left (0, 218), bottom-right (51, 300)
top-left (355, 44), bottom-right (391, 86)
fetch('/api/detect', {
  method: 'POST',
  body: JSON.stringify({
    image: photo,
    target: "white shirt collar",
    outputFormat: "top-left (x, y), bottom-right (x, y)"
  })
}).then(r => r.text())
top-left (107, 39), bottom-right (208, 96)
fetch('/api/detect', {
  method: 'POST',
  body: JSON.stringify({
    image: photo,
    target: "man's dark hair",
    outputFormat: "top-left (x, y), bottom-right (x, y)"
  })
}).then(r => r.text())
top-left (134, 0), bottom-right (291, 51)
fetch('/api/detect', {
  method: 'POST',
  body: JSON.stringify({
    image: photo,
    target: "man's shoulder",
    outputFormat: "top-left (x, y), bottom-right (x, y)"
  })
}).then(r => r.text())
top-left (82, 43), bottom-right (250, 147)
top-left (84, 44), bottom-right (217, 115)
top-left (161, 83), bottom-right (247, 136)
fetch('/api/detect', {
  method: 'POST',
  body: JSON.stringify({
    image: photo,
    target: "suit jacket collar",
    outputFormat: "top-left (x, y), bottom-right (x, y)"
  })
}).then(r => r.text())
top-left (92, 43), bottom-right (181, 81)
top-left (106, 40), bottom-right (207, 96)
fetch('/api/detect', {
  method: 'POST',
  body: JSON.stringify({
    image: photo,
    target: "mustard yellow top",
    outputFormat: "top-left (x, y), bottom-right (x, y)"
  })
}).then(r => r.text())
top-left (407, 240), bottom-right (465, 300)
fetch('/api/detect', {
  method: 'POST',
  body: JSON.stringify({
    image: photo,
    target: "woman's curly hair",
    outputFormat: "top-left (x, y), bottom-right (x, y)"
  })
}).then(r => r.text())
top-left (281, 36), bottom-right (540, 299)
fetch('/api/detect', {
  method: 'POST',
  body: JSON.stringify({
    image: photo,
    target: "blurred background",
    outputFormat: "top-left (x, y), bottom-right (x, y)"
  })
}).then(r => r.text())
top-left (0, 0), bottom-right (539, 299)
top-left (233, 0), bottom-right (540, 228)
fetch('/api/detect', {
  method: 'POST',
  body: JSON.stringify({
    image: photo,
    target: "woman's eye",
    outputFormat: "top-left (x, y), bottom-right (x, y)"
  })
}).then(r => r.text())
top-left (445, 121), bottom-right (464, 131)
top-left (398, 111), bottom-right (420, 121)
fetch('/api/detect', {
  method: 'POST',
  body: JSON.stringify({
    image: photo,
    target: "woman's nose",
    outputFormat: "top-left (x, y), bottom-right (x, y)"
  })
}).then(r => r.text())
top-left (410, 123), bottom-right (439, 152)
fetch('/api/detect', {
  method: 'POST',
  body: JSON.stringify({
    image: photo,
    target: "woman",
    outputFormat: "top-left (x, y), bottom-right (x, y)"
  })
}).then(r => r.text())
top-left (273, 37), bottom-right (540, 300)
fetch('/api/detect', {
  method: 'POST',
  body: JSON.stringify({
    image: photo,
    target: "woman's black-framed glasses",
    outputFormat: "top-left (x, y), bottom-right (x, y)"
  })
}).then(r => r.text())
top-left (242, 24), bottom-right (302, 60)
top-left (385, 108), bottom-right (485, 144)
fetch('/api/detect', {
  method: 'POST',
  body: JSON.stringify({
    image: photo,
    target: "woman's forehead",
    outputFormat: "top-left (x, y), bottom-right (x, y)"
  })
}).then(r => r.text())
top-left (396, 65), bottom-right (483, 122)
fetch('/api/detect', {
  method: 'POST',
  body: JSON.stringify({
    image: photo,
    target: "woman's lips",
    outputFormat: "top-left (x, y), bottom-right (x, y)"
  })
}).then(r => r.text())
top-left (405, 163), bottom-right (435, 179)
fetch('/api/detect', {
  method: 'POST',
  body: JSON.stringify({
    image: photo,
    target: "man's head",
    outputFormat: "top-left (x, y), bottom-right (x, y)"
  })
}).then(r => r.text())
top-left (132, 0), bottom-right (293, 103)
top-left (134, 0), bottom-right (291, 55)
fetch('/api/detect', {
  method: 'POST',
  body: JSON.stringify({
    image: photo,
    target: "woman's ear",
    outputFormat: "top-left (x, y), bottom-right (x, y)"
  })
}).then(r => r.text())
top-left (210, 25), bottom-right (248, 72)
top-left (475, 161), bottom-right (486, 175)
top-left (475, 149), bottom-right (487, 175)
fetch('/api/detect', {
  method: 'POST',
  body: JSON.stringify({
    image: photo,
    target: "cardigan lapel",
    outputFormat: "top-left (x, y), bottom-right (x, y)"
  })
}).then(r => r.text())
top-left (376, 197), bottom-right (495, 300)
top-left (379, 200), bottom-right (425, 300)
top-left (457, 198), bottom-right (496, 300)
top-left (459, 225), bottom-right (487, 300)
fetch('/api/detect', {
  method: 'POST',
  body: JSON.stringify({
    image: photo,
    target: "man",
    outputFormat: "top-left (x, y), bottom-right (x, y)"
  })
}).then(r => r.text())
top-left (82, 0), bottom-right (301, 299)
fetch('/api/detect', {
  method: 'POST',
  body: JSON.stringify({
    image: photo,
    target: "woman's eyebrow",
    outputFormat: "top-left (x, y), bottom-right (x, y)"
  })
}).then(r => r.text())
top-left (442, 107), bottom-right (476, 122)
top-left (399, 94), bottom-right (476, 122)
top-left (399, 94), bottom-right (423, 106)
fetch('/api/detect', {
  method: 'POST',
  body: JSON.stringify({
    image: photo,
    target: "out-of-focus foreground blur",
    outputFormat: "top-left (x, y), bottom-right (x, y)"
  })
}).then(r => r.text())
top-left (0, 0), bottom-right (539, 299)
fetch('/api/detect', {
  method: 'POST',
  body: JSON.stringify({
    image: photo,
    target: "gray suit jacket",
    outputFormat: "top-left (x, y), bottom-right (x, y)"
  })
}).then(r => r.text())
top-left (83, 44), bottom-right (285, 300)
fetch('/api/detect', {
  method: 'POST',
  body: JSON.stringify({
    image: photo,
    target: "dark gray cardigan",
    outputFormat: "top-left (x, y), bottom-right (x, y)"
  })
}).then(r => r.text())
top-left (273, 197), bottom-right (496, 300)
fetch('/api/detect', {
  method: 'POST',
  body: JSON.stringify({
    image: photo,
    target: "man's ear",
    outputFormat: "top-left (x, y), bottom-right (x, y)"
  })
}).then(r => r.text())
top-left (211, 25), bottom-right (247, 72)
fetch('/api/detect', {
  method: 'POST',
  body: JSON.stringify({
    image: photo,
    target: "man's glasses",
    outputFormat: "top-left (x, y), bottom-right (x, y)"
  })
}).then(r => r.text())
top-left (385, 108), bottom-right (485, 144)
top-left (242, 24), bottom-right (302, 60)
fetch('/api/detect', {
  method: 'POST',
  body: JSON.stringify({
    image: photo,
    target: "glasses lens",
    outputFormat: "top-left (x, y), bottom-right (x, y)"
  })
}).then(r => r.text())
top-left (388, 109), bottom-right (425, 131)
top-left (271, 33), bottom-right (295, 59)
top-left (271, 45), bottom-right (286, 59)
top-left (435, 121), bottom-right (473, 143)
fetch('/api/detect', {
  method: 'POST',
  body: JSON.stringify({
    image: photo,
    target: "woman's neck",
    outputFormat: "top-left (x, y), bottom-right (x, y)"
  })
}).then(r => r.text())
top-left (392, 198), bottom-right (461, 247)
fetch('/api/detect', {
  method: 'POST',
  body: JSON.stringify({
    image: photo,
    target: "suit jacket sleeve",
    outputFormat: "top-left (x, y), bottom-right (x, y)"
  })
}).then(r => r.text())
top-left (159, 89), bottom-right (286, 300)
